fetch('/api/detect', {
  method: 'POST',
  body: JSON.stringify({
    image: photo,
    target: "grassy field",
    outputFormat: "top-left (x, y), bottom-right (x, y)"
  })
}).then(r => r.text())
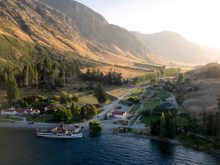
top-left (129, 88), bottom-right (144, 97)
top-left (106, 86), bottom-right (130, 98)
top-left (78, 95), bottom-right (99, 104)
top-left (124, 88), bottom-right (144, 100)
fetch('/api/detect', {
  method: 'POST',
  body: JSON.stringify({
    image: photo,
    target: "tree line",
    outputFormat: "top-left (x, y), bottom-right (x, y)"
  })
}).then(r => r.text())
top-left (80, 68), bottom-right (126, 85)
top-left (0, 49), bottom-right (81, 103)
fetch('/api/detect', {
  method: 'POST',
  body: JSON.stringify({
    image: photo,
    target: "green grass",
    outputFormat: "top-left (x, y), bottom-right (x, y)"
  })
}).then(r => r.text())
top-left (27, 115), bottom-right (55, 123)
top-left (78, 95), bottom-right (99, 104)
top-left (128, 88), bottom-right (144, 97)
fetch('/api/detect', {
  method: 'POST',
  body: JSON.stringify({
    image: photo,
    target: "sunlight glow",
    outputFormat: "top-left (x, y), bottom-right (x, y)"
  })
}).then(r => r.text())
top-left (77, 0), bottom-right (220, 48)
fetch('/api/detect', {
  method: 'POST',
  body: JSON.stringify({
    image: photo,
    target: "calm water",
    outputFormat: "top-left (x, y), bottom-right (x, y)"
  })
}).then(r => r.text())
top-left (0, 128), bottom-right (218, 165)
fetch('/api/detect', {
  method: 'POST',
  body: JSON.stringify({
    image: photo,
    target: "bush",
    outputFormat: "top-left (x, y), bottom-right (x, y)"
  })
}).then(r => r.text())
top-left (89, 120), bottom-right (102, 137)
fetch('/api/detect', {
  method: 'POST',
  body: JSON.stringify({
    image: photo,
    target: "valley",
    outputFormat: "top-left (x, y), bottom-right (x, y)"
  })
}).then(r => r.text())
top-left (0, 0), bottom-right (220, 164)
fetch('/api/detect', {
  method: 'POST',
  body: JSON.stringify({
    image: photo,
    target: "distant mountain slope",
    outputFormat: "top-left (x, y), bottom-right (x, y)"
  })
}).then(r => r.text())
top-left (0, 0), bottom-right (150, 67)
top-left (40, 0), bottom-right (149, 58)
top-left (133, 31), bottom-right (220, 65)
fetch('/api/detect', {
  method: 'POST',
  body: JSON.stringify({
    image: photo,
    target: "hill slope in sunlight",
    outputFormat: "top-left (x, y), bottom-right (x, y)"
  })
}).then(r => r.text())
top-left (0, 0), bottom-right (150, 66)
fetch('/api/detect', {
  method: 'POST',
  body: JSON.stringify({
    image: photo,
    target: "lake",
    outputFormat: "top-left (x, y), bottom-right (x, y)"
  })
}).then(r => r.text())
top-left (0, 128), bottom-right (218, 165)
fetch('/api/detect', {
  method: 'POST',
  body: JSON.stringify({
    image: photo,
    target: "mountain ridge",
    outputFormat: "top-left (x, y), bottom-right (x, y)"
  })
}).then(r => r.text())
top-left (0, 0), bottom-right (150, 67)
top-left (133, 31), bottom-right (220, 65)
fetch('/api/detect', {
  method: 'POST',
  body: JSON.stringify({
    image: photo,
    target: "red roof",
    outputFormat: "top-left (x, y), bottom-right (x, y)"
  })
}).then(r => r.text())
top-left (15, 108), bottom-right (26, 113)
top-left (112, 111), bottom-right (126, 116)
top-left (2, 109), bottom-right (15, 113)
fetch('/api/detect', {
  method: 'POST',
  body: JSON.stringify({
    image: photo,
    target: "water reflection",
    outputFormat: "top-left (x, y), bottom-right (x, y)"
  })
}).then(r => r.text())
top-left (0, 128), bottom-right (218, 165)
top-left (152, 140), bottom-right (175, 155)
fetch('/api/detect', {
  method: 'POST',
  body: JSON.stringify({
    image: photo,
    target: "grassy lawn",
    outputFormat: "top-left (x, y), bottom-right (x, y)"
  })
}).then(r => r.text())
top-left (106, 86), bottom-right (130, 98)
top-left (78, 95), bottom-right (99, 104)
top-left (129, 88), bottom-right (144, 97)
top-left (27, 114), bottom-right (57, 123)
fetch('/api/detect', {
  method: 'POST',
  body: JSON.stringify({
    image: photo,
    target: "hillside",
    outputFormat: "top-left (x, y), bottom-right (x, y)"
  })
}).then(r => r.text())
top-left (133, 31), bottom-right (220, 65)
top-left (0, 0), bottom-right (149, 67)
top-left (40, 0), bottom-right (149, 59)
top-left (187, 63), bottom-right (220, 79)
top-left (180, 63), bottom-right (220, 117)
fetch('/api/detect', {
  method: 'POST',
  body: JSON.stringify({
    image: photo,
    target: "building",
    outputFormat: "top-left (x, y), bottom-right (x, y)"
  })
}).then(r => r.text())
top-left (1, 108), bottom-right (40, 116)
top-left (1, 108), bottom-right (17, 115)
top-left (112, 110), bottom-right (127, 119)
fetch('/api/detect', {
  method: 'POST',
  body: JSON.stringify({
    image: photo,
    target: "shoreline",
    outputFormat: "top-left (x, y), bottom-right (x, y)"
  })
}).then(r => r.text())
top-left (0, 121), bottom-right (77, 129)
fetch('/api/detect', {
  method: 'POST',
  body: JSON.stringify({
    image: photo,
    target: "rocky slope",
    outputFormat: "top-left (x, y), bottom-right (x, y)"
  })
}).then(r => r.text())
top-left (0, 0), bottom-right (149, 66)
top-left (40, 0), bottom-right (149, 58)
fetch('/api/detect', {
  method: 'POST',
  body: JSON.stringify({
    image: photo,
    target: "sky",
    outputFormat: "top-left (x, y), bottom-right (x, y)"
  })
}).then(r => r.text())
top-left (76, 0), bottom-right (220, 48)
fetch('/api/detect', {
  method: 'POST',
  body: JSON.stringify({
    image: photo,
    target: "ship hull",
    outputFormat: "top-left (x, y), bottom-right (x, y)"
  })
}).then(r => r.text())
top-left (37, 132), bottom-right (83, 139)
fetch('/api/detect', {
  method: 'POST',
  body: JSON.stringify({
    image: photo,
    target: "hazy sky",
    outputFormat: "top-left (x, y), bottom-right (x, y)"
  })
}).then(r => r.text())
top-left (76, 0), bottom-right (220, 48)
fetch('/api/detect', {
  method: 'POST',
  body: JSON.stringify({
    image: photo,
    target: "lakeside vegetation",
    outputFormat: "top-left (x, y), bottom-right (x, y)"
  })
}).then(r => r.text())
top-left (89, 120), bottom-right (102, 137)
top-left (138, 74), bottom-right (220, 153)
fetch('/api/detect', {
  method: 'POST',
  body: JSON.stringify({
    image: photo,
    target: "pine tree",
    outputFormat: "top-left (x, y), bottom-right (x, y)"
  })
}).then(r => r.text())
top-left (5, 71), bottom-right (20, 104)
top-left (94, 84), bottom-right (107, 103)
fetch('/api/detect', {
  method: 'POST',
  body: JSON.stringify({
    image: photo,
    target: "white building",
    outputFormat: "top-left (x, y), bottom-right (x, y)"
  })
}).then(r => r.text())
top-left (112, 110), bottom-right (127, 119)
top-left (1, 108), bottom-right (40, 116)
top-left (1, 108), bottom-right (17, 115)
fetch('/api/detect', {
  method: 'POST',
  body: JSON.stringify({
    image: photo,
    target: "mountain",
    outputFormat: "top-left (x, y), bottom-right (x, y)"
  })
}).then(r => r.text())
top-left (40, 0), bottom-right (149, 58)
top-left (133, 31), bottom-right (220, 65)
top-left (0, 0), bottom-right (149, 67)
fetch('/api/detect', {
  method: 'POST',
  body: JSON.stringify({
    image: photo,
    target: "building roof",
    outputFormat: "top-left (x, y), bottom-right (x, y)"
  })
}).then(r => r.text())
top-left (2, 108), bottom-right (40, 114)
top-left (112, 110), bottom-right (126, 116)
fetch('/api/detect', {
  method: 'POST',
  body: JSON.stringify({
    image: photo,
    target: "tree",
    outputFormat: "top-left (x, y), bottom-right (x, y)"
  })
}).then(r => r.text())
top-left (80, 104), bottom-right (97, 120)
top-left (71, 103), bottom-right (81, 121)
top-left (89, 120), bottom-right (102, 137)
top-left (54, 106), bottom-right (72, 123)
top-left (177, 73), bottom-right (184, 84)
top-left (167, 113), bottom-right (177, 138)
top-left (94, 84), bottom-right (107, 103)
top-left (216, 96), bottom-right (220, 138)
top-left (160, 112), bottom-right (166, 137)
top-left (5, 71), bottom-right (20, 104)
top-left (216, 112), bottom-right (220, 138)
